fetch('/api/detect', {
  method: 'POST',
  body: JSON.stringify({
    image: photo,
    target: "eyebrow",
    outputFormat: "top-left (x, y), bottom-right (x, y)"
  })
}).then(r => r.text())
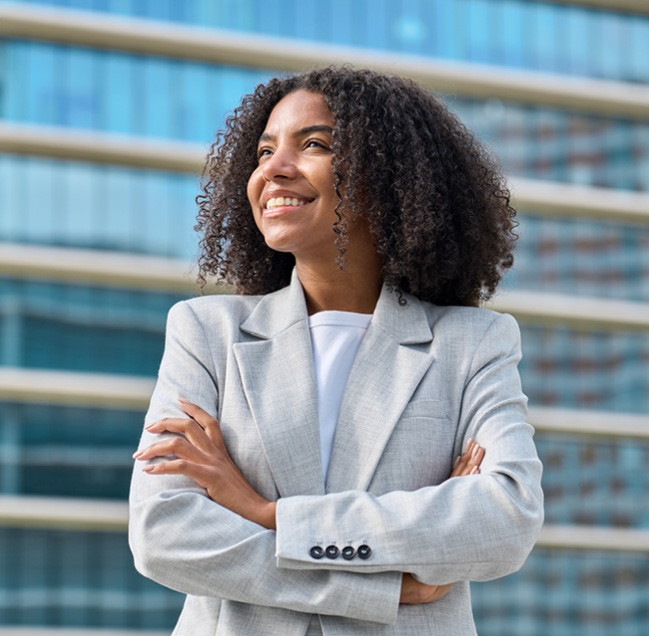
top-left (258, 125), bottom-right (333, 143)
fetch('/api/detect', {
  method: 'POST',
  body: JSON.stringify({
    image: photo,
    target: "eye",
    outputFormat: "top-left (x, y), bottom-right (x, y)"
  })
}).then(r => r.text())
top-left (257, 147), bottom-right (272, 160)
top-left (305, 139), bottom-right (329, 151)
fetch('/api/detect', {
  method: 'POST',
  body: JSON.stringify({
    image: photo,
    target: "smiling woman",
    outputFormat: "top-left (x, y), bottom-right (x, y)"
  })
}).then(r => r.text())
top-left (193, 67), bottom-right (519, 306)
top-left (129, 66), bottom-right (543, 636)
top-left (247, 92), bottom-right (339, 262)
top-left (246, 89), bottom-right (381, 313)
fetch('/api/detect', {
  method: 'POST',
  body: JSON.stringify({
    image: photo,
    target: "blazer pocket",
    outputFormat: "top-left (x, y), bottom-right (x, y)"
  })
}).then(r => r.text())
top-left (399, 398), bottom-right (448, 421)
top-left (375, 399), bottom-right (454, 489)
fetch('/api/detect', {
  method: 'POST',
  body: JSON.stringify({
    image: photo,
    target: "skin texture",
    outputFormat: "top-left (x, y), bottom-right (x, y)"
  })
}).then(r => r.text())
top-left (246, 90), bottom-right (382, 314)
top-left (247, 90), bottom-right (340, 263)
top-left (247, 90), bottom-right (381, 314)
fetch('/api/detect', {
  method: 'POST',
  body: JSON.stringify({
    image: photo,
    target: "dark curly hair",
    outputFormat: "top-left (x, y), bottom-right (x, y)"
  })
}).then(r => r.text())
top-left (196, 66), bottom-right (516, 306)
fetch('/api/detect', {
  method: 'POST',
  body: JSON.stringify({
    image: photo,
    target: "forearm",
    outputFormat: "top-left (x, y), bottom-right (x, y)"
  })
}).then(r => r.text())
top-left (129, 474), bottom-right (401, 623)
top-left (131, 303), bottom-right (404, 622)
top-left (275, 443), bottom-right (543, 584)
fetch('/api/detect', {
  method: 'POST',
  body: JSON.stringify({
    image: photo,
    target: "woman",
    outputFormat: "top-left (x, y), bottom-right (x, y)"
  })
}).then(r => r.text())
top-left (129, 66), bottom-right (543, 635)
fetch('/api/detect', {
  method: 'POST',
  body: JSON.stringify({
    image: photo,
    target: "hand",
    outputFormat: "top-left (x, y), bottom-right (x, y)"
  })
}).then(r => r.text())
top-left (133, 399), bottom-right (277, 529)
top-left (400, 573), bottom-right (453, 604)
top-left (450, 438), bottom-right (484, 478)
top-left (399, 438), bottom-right (484, 605)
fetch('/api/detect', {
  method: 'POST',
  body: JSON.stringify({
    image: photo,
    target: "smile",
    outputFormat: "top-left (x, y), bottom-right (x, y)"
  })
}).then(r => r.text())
top-left (265, 196), bottom-right (311, 210)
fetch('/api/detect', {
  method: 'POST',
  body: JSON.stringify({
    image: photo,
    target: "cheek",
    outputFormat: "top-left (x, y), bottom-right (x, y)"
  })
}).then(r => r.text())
top-left (246, 171), bottom-right (263, 229)
top-left (246, 172), bottom-right (259, 208)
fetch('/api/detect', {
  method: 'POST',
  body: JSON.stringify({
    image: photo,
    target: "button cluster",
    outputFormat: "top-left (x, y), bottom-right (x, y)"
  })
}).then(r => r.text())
top-left (308, 544), bottom-right (372, 561)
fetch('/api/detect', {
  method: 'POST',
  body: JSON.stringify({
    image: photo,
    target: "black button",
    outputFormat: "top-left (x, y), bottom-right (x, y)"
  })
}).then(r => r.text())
top-left (325, 545), bottom-right (340, 559)
top-left (357, 544), bottom-right (372, 560)
top-left (341, 546), bottom-right (356, 560)
top-left (309, 546), bottom-right (324, 559)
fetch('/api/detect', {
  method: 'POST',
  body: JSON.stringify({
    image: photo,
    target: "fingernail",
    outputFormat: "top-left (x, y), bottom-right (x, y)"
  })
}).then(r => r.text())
top-left (178, 397), bottom-right (189, 404)
top-left (142, 465), bottom-right (154, 473)
top-left (144, 421), bottom-right (156, 430)
top-left (132, 450), bottom-right (143, 459)
top-left (471, 467), bottom-right (479, 475)
top-left (472, 444), bottom-right (481, 458)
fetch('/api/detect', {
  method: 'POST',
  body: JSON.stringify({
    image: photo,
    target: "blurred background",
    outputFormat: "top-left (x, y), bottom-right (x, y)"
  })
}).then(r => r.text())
top-left (0, 0), bottom-right (648, 634)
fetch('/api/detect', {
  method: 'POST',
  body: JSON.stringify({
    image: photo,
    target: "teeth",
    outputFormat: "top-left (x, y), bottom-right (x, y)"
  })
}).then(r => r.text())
top-left (266, 196), bottom-right (308, 209)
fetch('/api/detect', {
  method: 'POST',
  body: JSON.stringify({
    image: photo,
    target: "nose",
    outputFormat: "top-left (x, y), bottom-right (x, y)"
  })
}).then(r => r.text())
top-left (261, 145), bottom-right (298, 181)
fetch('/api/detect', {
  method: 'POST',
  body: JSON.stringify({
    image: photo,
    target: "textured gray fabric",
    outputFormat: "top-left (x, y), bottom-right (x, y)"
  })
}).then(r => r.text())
top-left (305, 615), bottom-right (323, 635)
top-left (129, 270), bottom-right (543, 635)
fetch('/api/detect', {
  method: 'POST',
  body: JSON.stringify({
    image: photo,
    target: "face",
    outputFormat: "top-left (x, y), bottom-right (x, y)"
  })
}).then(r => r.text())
top-left (247, 90), bottom-right (340, 263)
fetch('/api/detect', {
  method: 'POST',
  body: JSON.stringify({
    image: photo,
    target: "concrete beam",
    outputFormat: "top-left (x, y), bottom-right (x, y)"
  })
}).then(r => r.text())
top-left (0, 240), bottom-right (199, 293)
top-left (2, 124), bottom-right (648, 226)
top-left (0, 367), bottom-right (155, 410)
top-left (528, 406), bottom-right (649, 440)
top-left (1, 367), bottom-right (647, 439)
top-left (549, 0), bottom-right (649, 16)
top-left (0, 3), bottom-right (648, 119)
top-left (486, 289), bottom-right (649, 332)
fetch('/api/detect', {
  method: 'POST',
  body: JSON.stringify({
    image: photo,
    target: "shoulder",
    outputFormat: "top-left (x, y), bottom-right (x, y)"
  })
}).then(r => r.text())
top-left (166, 292), bottom-right (264, 333)
top-left (417, 299), bottom-right (521, 356)
top-left (424, 301), bottom-right (518, 337)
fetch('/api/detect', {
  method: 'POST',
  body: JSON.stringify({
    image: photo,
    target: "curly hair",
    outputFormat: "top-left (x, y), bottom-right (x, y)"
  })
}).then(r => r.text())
top-left (195, 66), bottom-right (517, 306)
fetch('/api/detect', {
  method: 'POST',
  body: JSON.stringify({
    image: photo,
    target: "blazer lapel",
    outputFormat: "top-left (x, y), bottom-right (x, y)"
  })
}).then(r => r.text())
top-left (233, 271), bottom-right (325, 498)
top-left (325, 286), bottom-right (434, 493)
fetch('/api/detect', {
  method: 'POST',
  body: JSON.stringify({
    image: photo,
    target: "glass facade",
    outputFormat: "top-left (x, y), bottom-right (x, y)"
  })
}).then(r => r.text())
top-left (9, 0), bottom-right (649, 83)
top-left (0, 526), bottom-right (183, 629)
top-left (472, 548), bottom-right (649, 636)
top-left (1, 0), bottom-right (648, 633)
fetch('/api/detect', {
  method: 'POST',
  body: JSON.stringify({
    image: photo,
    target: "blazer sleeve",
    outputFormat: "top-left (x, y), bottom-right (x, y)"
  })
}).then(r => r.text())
top-left (274, 312), bottom-right (544, 585)
top-left (128, 301), bottom-right (402, 624)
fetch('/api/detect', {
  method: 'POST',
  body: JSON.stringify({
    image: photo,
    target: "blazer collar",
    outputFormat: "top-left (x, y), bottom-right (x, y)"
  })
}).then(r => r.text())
top-left (241, 268), bottom-right (433, 346)
top-left (324, 286), bottom-right (435, 492)
top-left (235, 268), bottom-right (435, 496)
top-left (239, 269), bottom-right (309, 339)
top-left (371, 281), bottom-right (433, 345)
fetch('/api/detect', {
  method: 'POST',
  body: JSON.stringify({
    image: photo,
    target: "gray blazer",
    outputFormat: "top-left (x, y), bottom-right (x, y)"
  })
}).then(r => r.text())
top-left (129, 270), bottom-right (543, 635)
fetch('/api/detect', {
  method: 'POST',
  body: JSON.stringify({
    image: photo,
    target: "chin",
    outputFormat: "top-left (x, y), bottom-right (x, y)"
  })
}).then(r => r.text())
top-left (262, 237), bottom-right (297, 254)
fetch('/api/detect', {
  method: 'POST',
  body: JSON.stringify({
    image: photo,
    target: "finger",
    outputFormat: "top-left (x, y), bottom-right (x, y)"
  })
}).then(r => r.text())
top-left (458, 439), bottom-right (475, 466)
top-left (433, 583), bottom-right (454, 601)
top-left (450, 440), bottom-right (484, 477)
top-left (178, 399), bottom-right (227, 450)
top-left (142, 458), bottom-right (212, 487)
top-left (462, 442), bottom-right (484, 473)
top-left (471, 443), bottom-right (485, 467)
top-left (144, 417), bottom-right (214, 454)
top-left (464, 438), bottom-right (475, 454)
top-left (450, 439), bottom-right (473, 476)
top-left (133, 436), bottom-right (207, 463)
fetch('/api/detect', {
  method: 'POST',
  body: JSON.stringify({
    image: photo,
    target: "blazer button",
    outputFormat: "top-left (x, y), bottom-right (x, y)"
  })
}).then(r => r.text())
top-left (325, 545), bottom-right (340, 559)
top-left (309, 546), bottom-right (324, 559)
top-left (357, 544), bottom-right (372, 560)
top-left (341, 546), bottom-right (356, 560)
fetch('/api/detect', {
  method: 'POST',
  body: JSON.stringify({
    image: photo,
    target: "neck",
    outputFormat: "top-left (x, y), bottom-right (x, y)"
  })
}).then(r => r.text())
top-left (295, 252), bottom-right (382, 315)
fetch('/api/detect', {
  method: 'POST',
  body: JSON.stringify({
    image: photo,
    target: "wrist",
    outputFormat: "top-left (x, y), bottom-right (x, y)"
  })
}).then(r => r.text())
top-left (254, 499), bottom-right (277, 530)
top-left (264, 500), bottom-right (277, 530)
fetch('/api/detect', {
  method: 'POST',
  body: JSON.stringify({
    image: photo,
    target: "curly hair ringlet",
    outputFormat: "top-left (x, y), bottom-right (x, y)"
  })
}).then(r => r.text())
top-left (195, 65), bottom-right (517, 307)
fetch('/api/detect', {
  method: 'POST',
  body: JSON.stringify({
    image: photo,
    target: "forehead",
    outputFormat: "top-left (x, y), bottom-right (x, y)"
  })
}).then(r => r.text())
top-left (263, 90), bottom-right (334, 134)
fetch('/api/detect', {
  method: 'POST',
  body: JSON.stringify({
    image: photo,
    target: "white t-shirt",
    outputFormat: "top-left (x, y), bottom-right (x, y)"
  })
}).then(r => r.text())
top-left (308, 310), bottom-right (372, 480)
